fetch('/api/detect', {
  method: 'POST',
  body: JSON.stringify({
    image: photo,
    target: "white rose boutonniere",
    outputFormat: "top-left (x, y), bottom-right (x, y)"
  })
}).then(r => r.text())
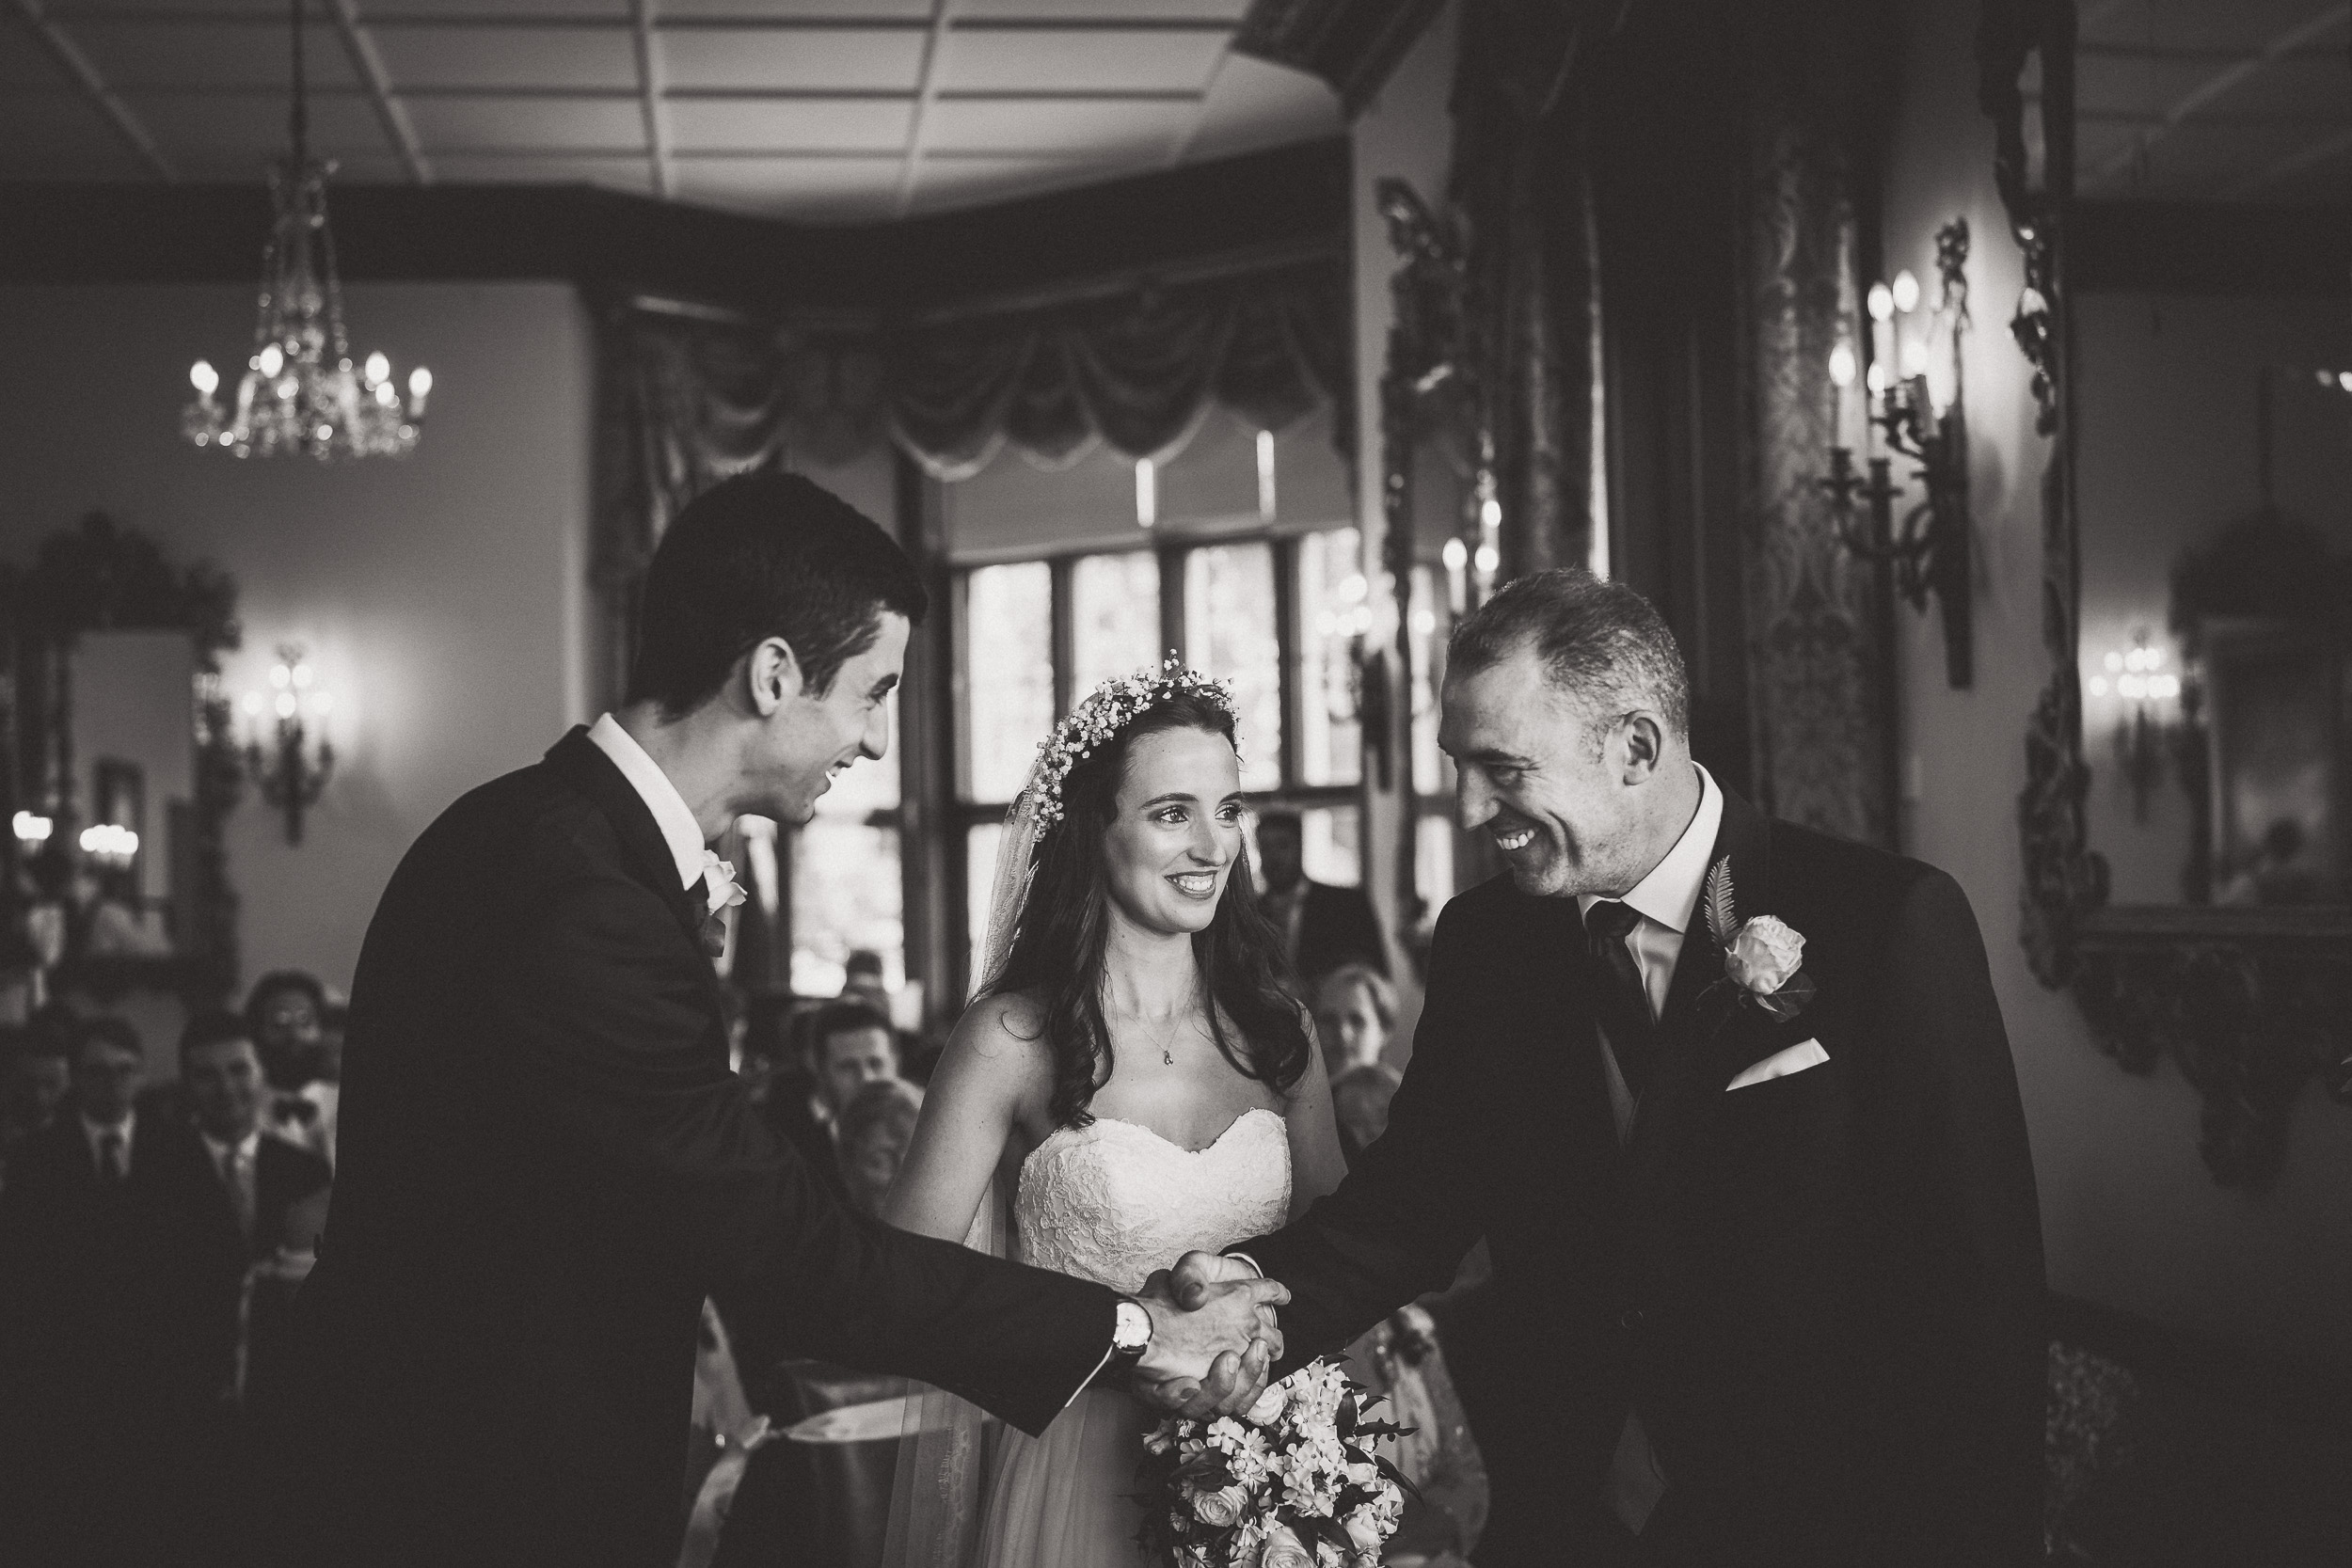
top-left (1702, 858), bottom-right (1814, 1022)
top-left (701, 852), bottom-right (750, 918)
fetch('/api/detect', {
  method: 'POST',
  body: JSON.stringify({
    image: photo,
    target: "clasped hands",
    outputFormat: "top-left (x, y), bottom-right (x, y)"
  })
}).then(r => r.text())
top-left (1129, 1250), bottom-right (1286, 1419)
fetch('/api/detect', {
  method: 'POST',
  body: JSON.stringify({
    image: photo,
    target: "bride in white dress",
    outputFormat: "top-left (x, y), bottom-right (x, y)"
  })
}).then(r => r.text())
top-left (881, 669), bottom-right (1346, 1568)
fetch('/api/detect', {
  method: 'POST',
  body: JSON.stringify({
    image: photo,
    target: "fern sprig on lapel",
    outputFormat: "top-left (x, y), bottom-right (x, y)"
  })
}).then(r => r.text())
top-left (1703, 857), bottom-right (1738, 947)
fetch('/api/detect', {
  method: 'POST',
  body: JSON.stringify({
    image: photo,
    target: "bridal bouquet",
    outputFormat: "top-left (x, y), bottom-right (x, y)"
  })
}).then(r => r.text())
top-left (1138, 1359), bottom-right (1410, 1568)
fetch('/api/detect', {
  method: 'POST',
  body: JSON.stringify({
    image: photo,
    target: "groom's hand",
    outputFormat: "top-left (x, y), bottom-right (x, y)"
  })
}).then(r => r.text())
top-left (1168, 1248), bottom-right (1263, 1310)
top-left (1128, 1267), bottom-right (1287, 1418)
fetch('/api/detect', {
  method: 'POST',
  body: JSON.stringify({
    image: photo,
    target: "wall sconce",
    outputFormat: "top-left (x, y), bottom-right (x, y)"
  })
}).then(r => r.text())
top-left (1820, 218), bottom-right (1976, 688)
top-left (77, 823), bottom-right (139, 870)
top-left (12, 810), bottom-right (55, 847)
top-left (242, 643), bottom-right (336, 844)
top-left (2085, 630), bottom-right (2186, 822)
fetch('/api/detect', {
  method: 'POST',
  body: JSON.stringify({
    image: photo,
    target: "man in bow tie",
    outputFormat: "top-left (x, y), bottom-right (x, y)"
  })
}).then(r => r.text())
top-left (277, 474), bottom-right (1288, 1568)
top-left (1190, 569), bottom-right (2046, 1567)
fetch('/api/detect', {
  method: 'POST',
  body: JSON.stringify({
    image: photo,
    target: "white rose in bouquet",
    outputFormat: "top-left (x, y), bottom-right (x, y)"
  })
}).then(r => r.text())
top-left (1258, 1521), bottom-right (1313, 1568)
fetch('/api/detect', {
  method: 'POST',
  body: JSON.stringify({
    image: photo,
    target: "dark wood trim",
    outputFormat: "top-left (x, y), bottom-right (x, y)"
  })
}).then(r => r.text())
top-left (896, 451), bottom-right (959, 1023)
top-left (1048, 556), bottom-right (1077, 721)
top-left (1272, 532), bottom-right (1303, 789)
top-left (2072, 201), bottom-right (2352, 297)
top-left (0, 137), bottom-right (1350, 321)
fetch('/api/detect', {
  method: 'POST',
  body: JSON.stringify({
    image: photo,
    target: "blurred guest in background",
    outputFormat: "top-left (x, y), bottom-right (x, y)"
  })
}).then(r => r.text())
top-left (0, 1016), bottom-right (178, 1565)
top-left (155, 1011), bottom-right (333, 1566)
top-left (246, 971), bottom-right (338, 1167)
top-left (1, 1022), bottom-right (73, 1174)
top-left (1313, 963), bottom-right (1402, 1163)
top-left (1257, 811), bottom-right (1387, 989)
top-left (766, 999), bottom-right (902, 1204)
top-left (841, 948), bottom-right (891, 1009)
top-left (834, 1077), bottom-right (922, 1219)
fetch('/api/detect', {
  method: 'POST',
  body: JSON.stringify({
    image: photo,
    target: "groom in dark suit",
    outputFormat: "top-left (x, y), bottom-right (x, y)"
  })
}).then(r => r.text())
top-left (1190, 570), bottom-right (2045, 1566)
top-left (278, 473), bottom-right (1286, 1568)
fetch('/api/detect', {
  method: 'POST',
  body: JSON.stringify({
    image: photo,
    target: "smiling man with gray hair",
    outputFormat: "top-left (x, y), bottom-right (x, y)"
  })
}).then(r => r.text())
top-left (1186, 566), bottom-right (2048, 1566)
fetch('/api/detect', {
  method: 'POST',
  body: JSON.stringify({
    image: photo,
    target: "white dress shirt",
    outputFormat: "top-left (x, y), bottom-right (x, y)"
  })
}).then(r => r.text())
top-left (587, 713), bottom-right (709, 894)
top-left (1577, 761), bottom-right (1721, 1536)
top-left (203, 1128), bottom-right (262, 1243)
top-left (80, 1110), bottom-right (135, 1182)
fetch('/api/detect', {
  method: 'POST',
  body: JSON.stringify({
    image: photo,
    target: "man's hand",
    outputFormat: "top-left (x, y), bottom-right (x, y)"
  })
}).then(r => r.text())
top-left (1168, 1248), bottom-right (1263, 1310)
top-left (1128, 1262), bottom-right (1288, 1419)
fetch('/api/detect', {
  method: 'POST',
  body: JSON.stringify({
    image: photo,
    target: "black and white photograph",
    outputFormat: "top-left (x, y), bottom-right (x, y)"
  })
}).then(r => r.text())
top-left (0, 2), bottom-right (2346, 1565)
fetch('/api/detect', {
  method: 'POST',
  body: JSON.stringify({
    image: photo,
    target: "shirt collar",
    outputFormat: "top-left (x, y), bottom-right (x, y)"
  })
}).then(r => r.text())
top-left (586, 713), bottom-right (708, 893)
top-left (1579, 763), bottom-right (1723, 935)
top-left (202, 1129), bottom-right (261, 1164)
top-left (80, 1110), bottom-right (134, 1157)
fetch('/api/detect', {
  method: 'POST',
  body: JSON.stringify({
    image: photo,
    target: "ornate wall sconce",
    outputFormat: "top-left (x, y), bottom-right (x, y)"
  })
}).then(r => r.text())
top-left (2085, 630), bottom-right (2187, 822)
top-left (1820, 218), bottom-right (1976, 689)
top-left (242, 643), bottom-right (335, 844)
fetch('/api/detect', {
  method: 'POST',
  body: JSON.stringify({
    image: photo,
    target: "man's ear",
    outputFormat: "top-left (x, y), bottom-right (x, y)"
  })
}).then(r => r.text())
top-left (1619, 711), bottom-right (1667, 784)
top-left (744, 637), bottom-right (805, 718)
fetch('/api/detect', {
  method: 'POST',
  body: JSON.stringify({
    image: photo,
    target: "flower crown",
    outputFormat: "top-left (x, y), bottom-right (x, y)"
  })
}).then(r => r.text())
top-left (1028, 655), bottom-right (1238, 828)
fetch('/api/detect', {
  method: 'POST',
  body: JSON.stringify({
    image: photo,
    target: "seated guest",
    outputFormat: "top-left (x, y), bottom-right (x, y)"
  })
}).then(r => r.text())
top-left (0, 1016), bottom-right (178, 1564)
top-left (840, 948), bottom-right (890, 1008)
top-left (768, 999), bottom-right (901, 1200)
top-left (1257, 811), bottom-right (1389, 989)
top-left (155, 1012), bottom-right (333, 1565)
top-left (245, 970), bottom-right (338, 1167)
top-left (834, 1078), bottom-right (922, 1219)
top-left (1313, 963), bottom-right (1403, 1163)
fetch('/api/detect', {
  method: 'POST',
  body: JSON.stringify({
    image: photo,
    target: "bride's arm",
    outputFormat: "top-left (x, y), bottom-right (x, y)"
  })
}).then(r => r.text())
top-left (1284, 1026), bottom-right (1347, 1220)
top-left (882, 995), bottom-right (1051, 1243)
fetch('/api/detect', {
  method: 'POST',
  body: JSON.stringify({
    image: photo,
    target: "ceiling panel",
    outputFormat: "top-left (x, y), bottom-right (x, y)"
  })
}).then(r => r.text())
top-left (432, 153), bottom-right (655, 192)
top-left (355, 0), bottom-right (629, 15)
top-left (121, 89), bottom-right (390, 161)
top-left (42, 0), bottom-right (286, 15)
top-left (923, 96), bottom-right (1191, 156)
top-left (666, 95), bottom-right (914, 152)
top-left (366, 24), bottom-right (640, 91)
top-left (658, 26), bottom-right (927, 92)
top-left (658, 0), bottom-right (932, 16)
top-left (2079, 0), bottom-right (2346, 55)
top-left (56, 19), bottom-right (361, 91)
top-left (933, 25), bottom-right (1228, 94)
top-left (0, 92), bottom-right (159, 180)
top-left (1188, 51), bottom-right (1340, 162)
top-left (402, 94), bottom-right (646, 152)
top-left (954, 0), bottom-right (1249, 18)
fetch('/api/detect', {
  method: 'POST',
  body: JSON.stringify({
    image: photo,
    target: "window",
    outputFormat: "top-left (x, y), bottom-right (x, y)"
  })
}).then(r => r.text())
top-left (947, 531), bottom-right (1369, 998)
top-left (788, 691), bottom-right (906, 996)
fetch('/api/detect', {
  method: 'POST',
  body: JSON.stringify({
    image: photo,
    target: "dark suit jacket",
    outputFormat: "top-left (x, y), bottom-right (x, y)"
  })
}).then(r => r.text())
top-left (148, 1127), bottom-right (332, 1415)
top-left (1242, 789), bottom-right (2045, 1567)
top-left (0, 1112), bottom-right (188, 1562)
top-left (279, 729), bottom-right (1120, 1567)
top-left (1291, 879), bottom-right (1389, 984)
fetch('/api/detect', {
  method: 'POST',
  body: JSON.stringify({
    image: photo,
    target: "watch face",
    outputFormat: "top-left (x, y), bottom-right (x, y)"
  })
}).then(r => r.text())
top-left (1116, 1300), bottom-right (1152, 1352)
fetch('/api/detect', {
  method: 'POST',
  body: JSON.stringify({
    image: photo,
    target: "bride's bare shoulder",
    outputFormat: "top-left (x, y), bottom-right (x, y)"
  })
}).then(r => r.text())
top-left (943, 989), bottom-right (1056, 1080)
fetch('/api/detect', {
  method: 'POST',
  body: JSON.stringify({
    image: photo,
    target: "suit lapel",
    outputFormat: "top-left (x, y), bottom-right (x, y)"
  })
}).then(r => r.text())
top-left (544, 727), bottom-right (708, 944)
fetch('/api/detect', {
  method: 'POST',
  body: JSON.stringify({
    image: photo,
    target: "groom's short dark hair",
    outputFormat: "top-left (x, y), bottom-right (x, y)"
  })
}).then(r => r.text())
top-left (628, 471), bottom-right (929, 716)
top-left (1450, 568), bottom-right (1689, 740)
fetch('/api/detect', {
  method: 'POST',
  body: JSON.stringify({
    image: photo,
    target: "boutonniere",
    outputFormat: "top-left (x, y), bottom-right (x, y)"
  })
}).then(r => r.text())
top-left (700, 852), bottom-right (749, 919)
top-left (1701, 857), bottom-right (1814, 1022)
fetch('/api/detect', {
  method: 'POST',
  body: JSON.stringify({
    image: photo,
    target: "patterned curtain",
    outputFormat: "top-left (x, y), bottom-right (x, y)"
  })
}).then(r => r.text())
top-left (588, 265), bottom-right (1351, 709)
top-left (1735, 0), bottom-right (1898, 847)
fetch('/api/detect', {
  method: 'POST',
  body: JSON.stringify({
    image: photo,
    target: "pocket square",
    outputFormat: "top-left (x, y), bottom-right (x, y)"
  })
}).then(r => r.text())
top-left (1725, 1037), bottom-right (1829, 1091)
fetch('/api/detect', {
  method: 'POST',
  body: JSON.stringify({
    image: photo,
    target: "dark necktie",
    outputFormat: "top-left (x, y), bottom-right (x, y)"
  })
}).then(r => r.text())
top-left (97, 1129), bottom-right (127, 1186)
top-left (1585, 899), bottom-right (1658, 1099)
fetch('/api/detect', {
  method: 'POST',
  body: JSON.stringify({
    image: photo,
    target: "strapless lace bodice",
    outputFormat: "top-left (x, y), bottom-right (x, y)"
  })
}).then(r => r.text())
top-left (1014, 1108), bottom-right (1292, 1294)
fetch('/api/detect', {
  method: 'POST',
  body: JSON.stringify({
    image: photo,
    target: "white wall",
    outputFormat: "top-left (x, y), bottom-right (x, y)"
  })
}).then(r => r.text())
top-left (1885, 0), bottom-right (2352, 1370)
top-left (0, 281), bottom-right (597, 1037)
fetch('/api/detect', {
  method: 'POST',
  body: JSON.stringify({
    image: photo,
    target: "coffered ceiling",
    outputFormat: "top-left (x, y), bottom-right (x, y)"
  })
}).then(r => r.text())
top-left (2074, 0), bottom-right (2350, 204)
top-left (0, 0), bottom-right (1344, 222)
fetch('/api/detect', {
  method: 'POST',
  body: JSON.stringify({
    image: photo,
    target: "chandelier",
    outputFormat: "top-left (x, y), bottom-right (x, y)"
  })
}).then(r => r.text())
top-left (183, 0), bottom-right (430, 460)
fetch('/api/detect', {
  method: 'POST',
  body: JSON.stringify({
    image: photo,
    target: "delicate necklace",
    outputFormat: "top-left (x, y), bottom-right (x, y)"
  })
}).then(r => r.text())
top-left (1112, 1005), bottom-right (1195, 1066)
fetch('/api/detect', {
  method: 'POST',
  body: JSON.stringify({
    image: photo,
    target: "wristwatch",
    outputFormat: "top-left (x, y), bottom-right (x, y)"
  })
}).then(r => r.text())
top-left (1109, 1296), bottom-right (1153, 1369)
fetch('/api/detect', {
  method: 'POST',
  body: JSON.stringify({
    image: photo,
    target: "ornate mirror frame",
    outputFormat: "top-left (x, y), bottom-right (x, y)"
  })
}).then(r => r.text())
top-left (1, 513), bottom-right (244, 1008)
top-left (1986, 3), bottom-right (2352, 1191)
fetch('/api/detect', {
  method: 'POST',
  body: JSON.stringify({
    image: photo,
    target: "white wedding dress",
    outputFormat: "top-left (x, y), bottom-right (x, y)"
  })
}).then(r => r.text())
top-left (970, 1106), bottom-right (1293, 1568)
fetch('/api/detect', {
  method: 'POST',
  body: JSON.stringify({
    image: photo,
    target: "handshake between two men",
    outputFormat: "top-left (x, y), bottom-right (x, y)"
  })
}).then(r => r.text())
top-left (1126, 1250), bottom-right (1289, 1420)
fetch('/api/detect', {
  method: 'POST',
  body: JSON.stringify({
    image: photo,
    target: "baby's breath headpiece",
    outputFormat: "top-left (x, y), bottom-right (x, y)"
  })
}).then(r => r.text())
top-left (1028, 654), bottom-right (1238, 828)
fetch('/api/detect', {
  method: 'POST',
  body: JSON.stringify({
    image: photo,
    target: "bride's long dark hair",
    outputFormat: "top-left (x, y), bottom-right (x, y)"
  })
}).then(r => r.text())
top-left (984, 689), bottom-right (1311, 1129)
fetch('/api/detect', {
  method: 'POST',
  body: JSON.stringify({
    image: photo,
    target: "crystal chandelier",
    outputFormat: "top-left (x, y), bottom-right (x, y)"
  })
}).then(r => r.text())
top-left (183, 0), bottom-right (430, 460)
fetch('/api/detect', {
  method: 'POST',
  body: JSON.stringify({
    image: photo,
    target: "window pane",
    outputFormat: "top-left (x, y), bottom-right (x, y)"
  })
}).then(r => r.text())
top-left (965, 820), bottom-right (1004, 996)
top-left (791, 823), bottom-right (903, 997)
top-left (1183, 543), bottom-right (1282, 792)
top-left (962, 563), bottom-right (1054, 802)
top-left (1416, 812), bottom-right (1455, 910)
top-left (818, 690), bottom-right (900, 818)
top-left (1069, 550), bottom-right (1162, 696)
top-left (1301, 804), bottom-right (1361, 887)
top-left (1297, 530), bottom-right (1364, 787)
